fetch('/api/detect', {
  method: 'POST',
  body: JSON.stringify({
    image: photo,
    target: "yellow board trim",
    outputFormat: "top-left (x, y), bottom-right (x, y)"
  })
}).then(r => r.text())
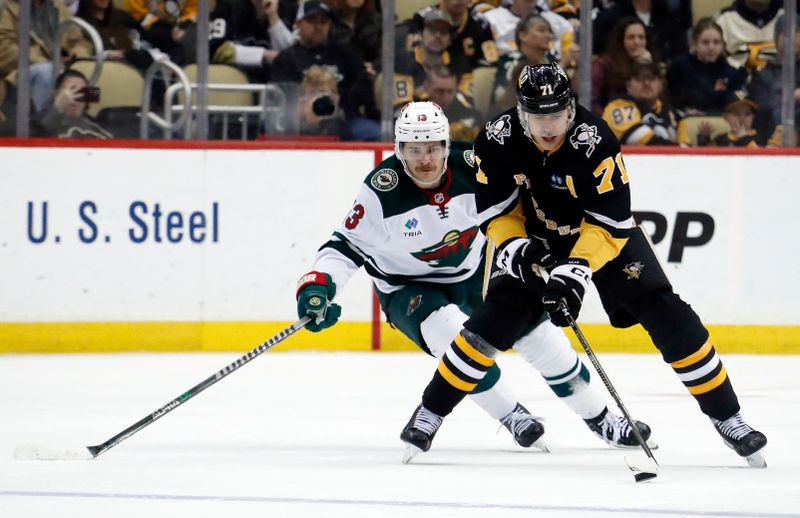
top-left (437, 361), bottom-right (478, 391)
top-left (454, 334), bottom-right (494, 367)
top-left (2, 322), bottom-right (800, 354)
top-left (671, 340), bottom-right (713, 369)
top-left (687, 366), bottom-right (728, 395)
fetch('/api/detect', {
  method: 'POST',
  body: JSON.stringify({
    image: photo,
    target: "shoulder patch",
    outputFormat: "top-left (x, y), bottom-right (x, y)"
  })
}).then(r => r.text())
top-left (485, 114), bottom-right (512, 145)
top-left (569, 123), bottom-right (602, 157)
top-left (371, 168), bottom-right (399, 192)
top-left (463, 149), bottom-right (475, 167)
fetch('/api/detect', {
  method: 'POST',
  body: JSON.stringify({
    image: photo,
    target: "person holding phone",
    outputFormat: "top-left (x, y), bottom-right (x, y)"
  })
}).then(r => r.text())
top-left (32, 69), bottom-right (113, 139)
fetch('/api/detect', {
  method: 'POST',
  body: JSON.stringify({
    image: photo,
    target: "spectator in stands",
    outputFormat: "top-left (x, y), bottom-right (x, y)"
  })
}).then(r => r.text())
top-left (749, 13), bottom-right (800, 142)
top-left (124, 0), bottom-right (198, 65)
top-left (697, 89), bottom-right (759, 147)
top-left (602, 60), bottom-right (677, 145)
top-left (209, 0), bottom-right (295, 83)
top-left (715, 0), bottom-right (782, 71)
top-left (326, 0), bottom-right (382, 74)
top-left (480, 0), bottom-right (574, 59)
top-left (393, 8), bottom-right (472, 111)
top-left (492, 13), bottom-right (554, 112)
top-left (296, 64), bottom-right (347, 138)
top-left (591, 16), bottom-right (656, 114)
top-left (423, 65), bottom-right (484, 141)
top-left (0, 77), bottom-right (16, 136)
top-left (409, 1), bottom-right (499, 68)
top-left (0, 0), bottom-right (91, 112)
top-left (76, 0), bottom-right (158, 72)
top-left (32, 69), bottom-right (112, 138)
top-left (666, 17), bottom-right (746, 117)
top-left (271, 0), bottom-right (380, 141)
top-left (593, 0), bottom-right (688, 62)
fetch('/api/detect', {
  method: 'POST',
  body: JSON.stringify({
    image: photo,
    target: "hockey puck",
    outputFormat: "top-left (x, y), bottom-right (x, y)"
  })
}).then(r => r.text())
top-left (634, 472), bottom-right (657, 483)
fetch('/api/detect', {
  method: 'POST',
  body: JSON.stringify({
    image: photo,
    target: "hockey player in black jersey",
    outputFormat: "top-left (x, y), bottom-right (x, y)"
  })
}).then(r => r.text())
top-left (401, 63), bottom-right (768, 468)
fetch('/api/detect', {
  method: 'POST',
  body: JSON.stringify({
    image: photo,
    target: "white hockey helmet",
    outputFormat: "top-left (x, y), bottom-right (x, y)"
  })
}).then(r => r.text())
top-left (394, 101), bottom-right (450, 187)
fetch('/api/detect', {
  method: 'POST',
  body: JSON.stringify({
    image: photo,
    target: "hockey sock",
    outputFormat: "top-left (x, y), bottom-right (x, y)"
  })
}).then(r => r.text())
top-left (671, 340), bottom-right (740, 420)
top-left (514, 321), bottom-right (608, 419)
top-left (469, 374), bottom-right (517, 420)
top-left (422, 330), bottom-right (496, 417)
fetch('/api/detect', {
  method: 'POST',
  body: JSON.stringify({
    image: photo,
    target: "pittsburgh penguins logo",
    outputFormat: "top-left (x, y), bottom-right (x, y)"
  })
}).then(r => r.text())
top-left (485, 114), bottom-right (512, 145)
top-left (569, 123), bottom-right (602, 157)
top-left (622, 261), bottom-right (644, 280)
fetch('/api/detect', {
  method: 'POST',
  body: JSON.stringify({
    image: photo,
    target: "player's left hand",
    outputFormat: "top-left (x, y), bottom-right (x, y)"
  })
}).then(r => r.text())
top-left (542, 259), bottom-right (592, 327)
top-left (296, 271), bottom-right (342, 332)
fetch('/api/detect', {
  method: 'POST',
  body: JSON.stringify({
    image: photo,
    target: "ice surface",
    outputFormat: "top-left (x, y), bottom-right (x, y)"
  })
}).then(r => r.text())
top-left (1, 351), bottom-right (797, 518)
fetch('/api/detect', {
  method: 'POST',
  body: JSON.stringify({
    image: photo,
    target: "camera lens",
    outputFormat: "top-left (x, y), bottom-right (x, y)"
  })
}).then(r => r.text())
top-left (311, 95), bottom-right (336, 117)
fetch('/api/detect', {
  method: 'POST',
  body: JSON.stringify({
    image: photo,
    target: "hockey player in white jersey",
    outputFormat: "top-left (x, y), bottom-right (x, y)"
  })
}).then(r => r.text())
top-left (295, 101), bottom-right (653, 462)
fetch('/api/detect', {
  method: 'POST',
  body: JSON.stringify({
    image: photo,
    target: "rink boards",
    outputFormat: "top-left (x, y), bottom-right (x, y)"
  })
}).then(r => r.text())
top-left (1, 140), bottom-right (799, 353)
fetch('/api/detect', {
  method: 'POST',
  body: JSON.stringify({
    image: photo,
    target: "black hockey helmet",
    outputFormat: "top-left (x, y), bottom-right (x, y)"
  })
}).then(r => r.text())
top-left (517, 62), bottom-right (573, 114)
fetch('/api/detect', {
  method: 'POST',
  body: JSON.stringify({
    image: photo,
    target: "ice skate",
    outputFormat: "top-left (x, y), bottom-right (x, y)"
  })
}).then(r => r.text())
top-left (400, 404), bottom-right (443, 464)
top-left (711, 412), bottom-right (767, 468)
top-left (585, 407), bottom-right (657, 449)
top-left (500, 403), bottom-right (549, 452)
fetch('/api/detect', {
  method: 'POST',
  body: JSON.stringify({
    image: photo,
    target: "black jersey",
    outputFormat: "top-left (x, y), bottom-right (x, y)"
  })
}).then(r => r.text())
top-left (473, 105), bottom-right (635, 271)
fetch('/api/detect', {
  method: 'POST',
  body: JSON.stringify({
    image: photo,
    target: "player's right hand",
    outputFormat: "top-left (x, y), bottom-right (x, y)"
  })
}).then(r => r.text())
top-left (496, 237), bottom-right (555, 285)
top-left (296, 271), bottom-right (341, 332)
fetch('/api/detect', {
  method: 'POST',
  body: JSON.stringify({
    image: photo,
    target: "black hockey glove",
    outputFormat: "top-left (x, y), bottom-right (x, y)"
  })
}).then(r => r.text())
top-left (495, 237), bottom-right (555, 285)
top-left (542, 258), bottom-right (592, 327)
top-left (296, 271), bottom-right (342, 332)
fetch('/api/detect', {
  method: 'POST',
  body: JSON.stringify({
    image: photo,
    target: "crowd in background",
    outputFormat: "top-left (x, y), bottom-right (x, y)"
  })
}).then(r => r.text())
top-left (0, 0), bottom-right (796, 146)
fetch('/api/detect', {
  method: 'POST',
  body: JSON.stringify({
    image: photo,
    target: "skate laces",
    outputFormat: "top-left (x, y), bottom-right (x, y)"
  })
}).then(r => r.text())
top-left (413, 406), bottom-right (443, 436)
top-left (712, 413), bottom-right (753, 442)
top-left (499, 405), bottom-right (543, 439)
top-left (596, 412), bottom-right (632, 442)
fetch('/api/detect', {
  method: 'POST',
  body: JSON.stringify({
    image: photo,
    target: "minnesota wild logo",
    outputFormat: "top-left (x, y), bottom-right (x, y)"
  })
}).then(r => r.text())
top-left (411, 227), bottom-right (479, 267)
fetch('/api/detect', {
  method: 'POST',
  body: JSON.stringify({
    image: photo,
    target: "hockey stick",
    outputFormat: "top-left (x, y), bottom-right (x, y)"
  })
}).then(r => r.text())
top-left (560, 305), bottom-right (659, 483)
top-left (14, 316), bottom-right (312, 461)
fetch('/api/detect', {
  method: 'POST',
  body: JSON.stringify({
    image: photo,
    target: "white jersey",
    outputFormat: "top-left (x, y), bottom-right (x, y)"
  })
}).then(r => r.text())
top-left (313, 144), bottom-right (487, 295)
top-left (482, 6), bottom-right (573, 58)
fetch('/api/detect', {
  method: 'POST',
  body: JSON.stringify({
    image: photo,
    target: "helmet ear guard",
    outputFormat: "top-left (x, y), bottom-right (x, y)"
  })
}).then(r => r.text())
top-left (394, 102), bottom-right (451, 187)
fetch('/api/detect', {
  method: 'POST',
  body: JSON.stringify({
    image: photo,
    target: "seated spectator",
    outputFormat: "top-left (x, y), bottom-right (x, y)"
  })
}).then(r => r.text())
top-left (271, 0), bottom-right (379, 140)
top-left (408, 1), bottom-right (499, 68)
top-left (327, 0), bottom-right (382, 74)
top-left (749, 13), bottom-right (800, 141)
top-left (76, 0), bottom-right (158, 72)
top-left (593, 0), bottom-right (688, 63)
top-left (0, 0), bottom-right (91, 112)
top-left (208, 0), bottom-right (295, 82)
top-left (423, 65), bottom-right (484, 141)
top-left (32, 69), bottom-right (112, 138)
top-left (481, 0), bottom-right (574, 59)
top-left (698, 89), bottom-right (759, 147)
top-left (124, 0), bottom-right (198, 65)
top-left (715, 0), bottom-right (782, 71)
top-left (393, 8), bottom-right (472, 112)
top-left (591, 16), bottom-right (656, 114)
top-left (602, 60), bottom-right (677, 145)
top-left (492, 13), bottom-right (554, 112)
top-left (666, 18), bottom-right (746, 117)
top-left (0, 77), bottom-right (16, 136)
top-left (296, 64), bottom-right (347, 138)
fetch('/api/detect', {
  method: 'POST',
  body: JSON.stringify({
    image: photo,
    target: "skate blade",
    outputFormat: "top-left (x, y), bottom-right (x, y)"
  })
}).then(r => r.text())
top-left (531, 437), bottom-right (550, 453)
top-left (744, 450), bottom-right (767, 468)
top-left (625, 454), bottom-right (659, 483)
top-left (401, 444), bottom-right (423, 464)
top-left (608, 438), bottom-right (658, 450)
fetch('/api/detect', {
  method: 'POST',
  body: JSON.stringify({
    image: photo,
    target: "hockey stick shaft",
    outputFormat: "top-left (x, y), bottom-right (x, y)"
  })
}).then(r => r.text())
top-left (86, 316), bottom-right (311, 458)
top-left (562, 307), bottom-right (658, 465)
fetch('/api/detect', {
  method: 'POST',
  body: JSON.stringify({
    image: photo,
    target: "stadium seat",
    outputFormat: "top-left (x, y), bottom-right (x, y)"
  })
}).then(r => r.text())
top-left (393, 0), bottom-right (431, 23)
top-left (677, 115), bottom-right (730, 146)
top-left (471, 66), bottom-right (496, 118)
top-left (692, 0), bottom-right (731, 24)
top-left (69, 60), bottom-right (144, 117)
top-left (182, 64), bottom-right (253, 106)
